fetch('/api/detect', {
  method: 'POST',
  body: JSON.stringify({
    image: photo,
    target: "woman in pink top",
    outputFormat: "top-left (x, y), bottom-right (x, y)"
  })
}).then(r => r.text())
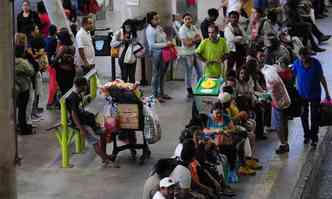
top-left (37, 1), bottom-right (51, 38)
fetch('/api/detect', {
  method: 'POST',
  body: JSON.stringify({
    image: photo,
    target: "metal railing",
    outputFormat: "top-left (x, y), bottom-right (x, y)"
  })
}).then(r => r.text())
top-left (56, 68), bottom-right (98, 168)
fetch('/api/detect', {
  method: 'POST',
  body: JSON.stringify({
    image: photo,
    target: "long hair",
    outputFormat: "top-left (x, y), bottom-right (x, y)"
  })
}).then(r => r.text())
top-left (146, 11), bottom-right (158, 25)
top-left (121, 19), bottom-right (137, 38)
top-left (57, 28), bottom-right (73, 46)
top-left (37, 1), bottom-right (47, 14)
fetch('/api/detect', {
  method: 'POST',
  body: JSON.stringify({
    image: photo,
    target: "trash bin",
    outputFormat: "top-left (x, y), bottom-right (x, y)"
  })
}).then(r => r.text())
top-left (94, 31), bottom-right (113, 56)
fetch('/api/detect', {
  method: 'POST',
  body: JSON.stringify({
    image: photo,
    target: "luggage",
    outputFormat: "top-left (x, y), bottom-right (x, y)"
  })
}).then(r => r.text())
top-left (320, 100), bottom-right (332, 126)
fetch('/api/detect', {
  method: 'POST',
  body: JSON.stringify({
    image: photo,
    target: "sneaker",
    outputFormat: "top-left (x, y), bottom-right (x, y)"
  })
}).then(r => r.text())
top-left (238, 165), bottom-right (256, 176)
top-left (31, 112), bottom-right (42, 118)
top-left (264, 126), bottom-right (275, 132)
top-left (156, 97), bottom-right (166, 103)
top-left (93, 143), bottom-right (109, 163)
top-left (219, 186), bottom-right (236, 197)
top-left (246, 159), bottom-right (263, 170)
top-left (257, 134), bottom-right (268, 140)
top-left (304, 138), bottom-right (310, 144)
top-left (20, 126), bottom-right (34, 135)
top-left (319, 35), bottom-right (331, 44)
top-left (275, 144), bottom-right (289, 154)
top-left (312, 47), bottom-right (326, 52)
top-left (161, 94), bottom-right (172, 100)
top-left (36, 107), bottom-right (44, 113)
top-left (311, 142), bottom-right (317, 148)
top-left (187, 88), bottom-right (194, 98)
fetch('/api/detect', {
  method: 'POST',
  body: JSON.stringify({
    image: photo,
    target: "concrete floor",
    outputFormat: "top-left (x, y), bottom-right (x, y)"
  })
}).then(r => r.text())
top-left (17, 13), bottom-right (332, 199)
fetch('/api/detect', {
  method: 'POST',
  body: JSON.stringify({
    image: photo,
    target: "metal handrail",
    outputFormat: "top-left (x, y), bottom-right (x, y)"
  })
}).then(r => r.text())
top-left (57, 68), bottom-right (98, 168)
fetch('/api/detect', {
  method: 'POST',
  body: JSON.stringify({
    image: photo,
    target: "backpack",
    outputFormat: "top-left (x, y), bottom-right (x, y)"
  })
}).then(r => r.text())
top-left (55, 45), bottom-right (75, 66)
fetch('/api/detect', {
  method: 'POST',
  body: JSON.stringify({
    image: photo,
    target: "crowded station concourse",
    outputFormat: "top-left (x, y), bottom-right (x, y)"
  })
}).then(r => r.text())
top-left (7, 0), bottom-right (332, 198)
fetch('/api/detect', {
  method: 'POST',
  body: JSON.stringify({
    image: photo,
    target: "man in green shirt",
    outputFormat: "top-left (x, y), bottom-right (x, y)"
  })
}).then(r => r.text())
top-left (196, 24), bottom-right (229, 78)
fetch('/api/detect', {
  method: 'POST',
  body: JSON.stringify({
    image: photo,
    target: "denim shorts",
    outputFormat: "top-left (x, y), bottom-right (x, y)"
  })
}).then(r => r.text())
top-left (272, 107), bottom-right (285, 130)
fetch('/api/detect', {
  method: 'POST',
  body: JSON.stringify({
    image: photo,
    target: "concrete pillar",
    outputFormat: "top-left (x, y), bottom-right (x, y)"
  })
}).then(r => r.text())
top-left (0, 1), bottom-right (17, 199)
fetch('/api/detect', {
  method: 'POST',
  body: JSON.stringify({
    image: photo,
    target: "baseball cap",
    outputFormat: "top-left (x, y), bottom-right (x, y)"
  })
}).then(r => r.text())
top-left (218, 92), bottom-right (232, 104)
top-left (160, 177), bottom-right (176, 188)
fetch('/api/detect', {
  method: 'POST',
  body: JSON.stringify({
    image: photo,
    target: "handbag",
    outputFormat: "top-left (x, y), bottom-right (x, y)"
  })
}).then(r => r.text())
top-left (320, 99), bottom-right (332, 126)
top-left (162, 47), bottom-right (177, 63)
top-left (111, 47), bottom-right (120, 58)
top-left (132, 42), bottom-right (145, 58)
top-left (123, 44), bottom-right (137, 64)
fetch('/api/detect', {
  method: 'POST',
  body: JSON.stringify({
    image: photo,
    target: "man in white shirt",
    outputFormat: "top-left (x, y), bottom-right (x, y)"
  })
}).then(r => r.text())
top-left (152, 177), bottom-right (176, 199)
top-left (179, 13), bottom-right (202, 99)
top-left (76, 16), bottom-right (95, 74)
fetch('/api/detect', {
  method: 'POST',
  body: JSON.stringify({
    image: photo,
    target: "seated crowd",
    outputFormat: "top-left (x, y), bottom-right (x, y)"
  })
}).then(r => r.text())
top-left (143, 0), bottom-right (331, 199)
top-left (14, 0), bottom-right (331, 198)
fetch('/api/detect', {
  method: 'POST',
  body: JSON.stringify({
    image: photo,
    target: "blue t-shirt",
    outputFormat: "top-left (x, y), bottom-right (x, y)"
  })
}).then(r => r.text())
top-left (254, 0), bottom-right (268, 9)
top-left (207, 113), bottom-right (231, 129)
top-left (292, 58), bottom-right (323, 101)
top-left (44, 36), bottom-right (58, 61)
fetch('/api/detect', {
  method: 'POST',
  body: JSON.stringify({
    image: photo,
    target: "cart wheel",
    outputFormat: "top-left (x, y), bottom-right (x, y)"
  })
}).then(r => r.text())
top-left (145, 150), bottom-right (151, 159)
top-left (139, 155), bottom-right (146, 165)
top-left (130, 149), bottom-right (137, 161)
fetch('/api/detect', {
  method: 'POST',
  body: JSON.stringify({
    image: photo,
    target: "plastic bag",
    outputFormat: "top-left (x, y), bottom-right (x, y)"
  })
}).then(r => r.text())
top-left (261, 65), bottom-right (291, 109)
top-left (143, 105), bottom-right (162, 144)
top-left (103, 97), bottom-right (119, 136)
top-left (124, 44), bottom-right (137, 64)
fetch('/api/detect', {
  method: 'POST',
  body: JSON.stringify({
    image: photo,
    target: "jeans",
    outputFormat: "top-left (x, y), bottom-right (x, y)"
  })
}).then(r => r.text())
top-left (300, 99), bottom-right (321, 142)
top-left (17, 90), bottom-right (30, 131)
top-left (119, 62), bottom-right (137, 83)
top-left (26, 84), bottom-right (34, 125)
top-left (302, 17), bottom-right (324, 40)
top-left (151, 51), bottom-right (169, 97)
top-left (83, 125), bottom-right (99, 146)
top-left (182, 54), bottom-right (202, 90)
top-left (160, 61), bottom-right (170, 96)
top-left (288, 21), bottom-right (319, 48)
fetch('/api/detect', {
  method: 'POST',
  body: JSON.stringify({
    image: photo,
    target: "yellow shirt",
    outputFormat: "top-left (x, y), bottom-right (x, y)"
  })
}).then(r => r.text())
top-left (242, 0), bottom-right (254, 17)
top-left (226, 102), bottom-right (240, 119)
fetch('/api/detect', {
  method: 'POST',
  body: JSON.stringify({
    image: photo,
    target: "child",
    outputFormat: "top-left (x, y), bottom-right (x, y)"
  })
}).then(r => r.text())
top-left (203, 102), bottom-right (240, 183)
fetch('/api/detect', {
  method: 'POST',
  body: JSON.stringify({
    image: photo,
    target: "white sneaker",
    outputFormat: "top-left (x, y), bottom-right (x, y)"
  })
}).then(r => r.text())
top-left (264, 126), bottom-right (275, 132)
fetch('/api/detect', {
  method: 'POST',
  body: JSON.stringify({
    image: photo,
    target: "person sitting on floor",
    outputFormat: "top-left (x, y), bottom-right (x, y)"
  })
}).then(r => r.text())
top-left (152, 177), bottom-right (176, 199)
top-left (203, 101), bottom-right (240, 183)
top-left (143, 158), bottom-right (178, 199)
top-left (219, 91), bottom-right (263, 172)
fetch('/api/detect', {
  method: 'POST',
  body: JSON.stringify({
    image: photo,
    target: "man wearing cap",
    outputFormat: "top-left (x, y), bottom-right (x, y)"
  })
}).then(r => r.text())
top-left (152, 177), bottom-right (176, 199)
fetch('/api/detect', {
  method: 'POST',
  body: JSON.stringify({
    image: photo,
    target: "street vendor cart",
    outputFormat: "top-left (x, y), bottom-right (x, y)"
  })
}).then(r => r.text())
top-left (98, 80), bottom-right (153, 165)
top-left (193, 77), bottom-right (224, 116)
